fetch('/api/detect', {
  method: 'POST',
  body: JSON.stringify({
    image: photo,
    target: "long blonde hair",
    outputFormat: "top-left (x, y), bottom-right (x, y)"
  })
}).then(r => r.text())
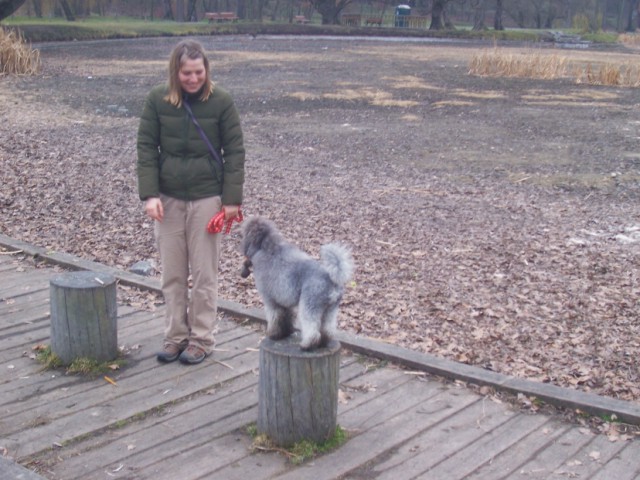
top-left (164, 39), bottom-right (214, 107)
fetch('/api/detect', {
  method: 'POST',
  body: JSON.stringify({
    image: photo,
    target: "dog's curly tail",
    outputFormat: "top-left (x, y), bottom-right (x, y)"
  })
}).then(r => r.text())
top-left (320, 243), bottom-right (354, 286)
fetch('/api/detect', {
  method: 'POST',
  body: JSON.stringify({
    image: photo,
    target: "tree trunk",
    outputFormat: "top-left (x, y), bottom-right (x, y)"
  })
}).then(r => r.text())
top-left (270, 0), bottom-right (279, 21)
top-left (471, 0), bottom-right (486, 30)
top-left (429, 0), bottom-right (446, 30)
top-left (0, 0), bottom-right (27, 21)
top-left (58, 0), bottom-right (76, 20)
top-left (258, 334), bottom-right (340, 447)
top-left (31, 0), bottom-right (42, 17)
top-left (163, 0), bottom-right (173, 19)
top-left (50, 271), bottom-right (118, 365)
top-left (494, 0), bottom-right (503, 30)
top-left (237, 0), bottom-right (245, 19)
top-left (176, 0), bottom-right (185, 21)
top-left (310, 0), bottom-right (351, 25)
top-left (187, 0), bottom-right (197, 20)
top-left (626, 0), bottom-right (639, 31)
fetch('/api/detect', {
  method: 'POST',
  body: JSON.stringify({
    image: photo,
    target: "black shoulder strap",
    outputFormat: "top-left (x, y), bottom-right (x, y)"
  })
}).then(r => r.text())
top-left (183, 97), bottom-right (225, 182)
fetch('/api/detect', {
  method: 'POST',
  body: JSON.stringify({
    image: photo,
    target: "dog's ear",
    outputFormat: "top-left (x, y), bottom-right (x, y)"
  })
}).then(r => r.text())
top-left (241, 218), bottom-right (269, 258)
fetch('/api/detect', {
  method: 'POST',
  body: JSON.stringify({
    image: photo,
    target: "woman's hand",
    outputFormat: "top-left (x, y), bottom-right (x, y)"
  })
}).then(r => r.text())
top-left (223, 205), bottom-right (241, 221)
top-left (145, 197), bottom-right (164, 222)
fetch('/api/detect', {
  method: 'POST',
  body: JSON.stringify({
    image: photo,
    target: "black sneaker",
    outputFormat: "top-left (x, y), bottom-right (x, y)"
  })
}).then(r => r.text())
top-left (156, 343), bottom-right (183, 363)
top-left (179, 345), bottom-right (208, 365)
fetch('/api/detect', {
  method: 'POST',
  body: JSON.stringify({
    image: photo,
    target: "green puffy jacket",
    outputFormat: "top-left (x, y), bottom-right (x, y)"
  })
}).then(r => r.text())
top-left (136, 83), bottom-right (245, 206)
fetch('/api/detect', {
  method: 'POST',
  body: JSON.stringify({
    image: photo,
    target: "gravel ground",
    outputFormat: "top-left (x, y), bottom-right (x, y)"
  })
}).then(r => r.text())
top-left (1, 35), bottom-right (639, 402)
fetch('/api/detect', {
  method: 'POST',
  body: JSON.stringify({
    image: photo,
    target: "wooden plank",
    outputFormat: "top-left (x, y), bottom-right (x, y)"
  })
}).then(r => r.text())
top-left (1, 335), bottom-right (263, 459)
top-left (0, 293), bottom-right (49, 323)
top-left (0, 327), bottom-right (50, 376)
top-left (0, 272), bottom-right (48, 299)
top-left (513, 426), bottom-right (602, 478)
top-left (132, 430), bottom-right (256, 480)
top-left (41, 357), bottom-right (363, 478)
top-left (202, 449), bottom-right (288, 480)
top-left (589, 441), bottom-right (640, 480)
top-left (0, 324), bottom-right (259, 424)
top-left (0, 456), bottom-right (46, 480)
top-left (0, 283), bottom-right (48, 306)
top-left (545, 432), bottom-right (630, 479)
top-left (0, 260), bottom-right (23, 273)
top-left (42, 370), bottom-right (260, 479)
top-left (0, 371), bottom-right (86, 407)
top-left (417, 411), bottom-right (553, 479)
top-left (461, 421), bottom-right (570, 478)
top-left (273, 386), bottom-right (481, 479)
top-left (209, 367), bottom-right (414, 479)
top-left (371, 397), bottom-right (519, 479)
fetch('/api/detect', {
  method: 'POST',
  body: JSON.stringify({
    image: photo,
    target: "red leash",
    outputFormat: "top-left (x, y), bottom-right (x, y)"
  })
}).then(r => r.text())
top-left (207, 207), bottom-right (243, 235)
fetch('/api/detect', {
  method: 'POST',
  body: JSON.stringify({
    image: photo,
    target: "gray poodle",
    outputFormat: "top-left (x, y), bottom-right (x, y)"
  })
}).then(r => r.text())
top-left (240, 216), bottom-right (354, 350)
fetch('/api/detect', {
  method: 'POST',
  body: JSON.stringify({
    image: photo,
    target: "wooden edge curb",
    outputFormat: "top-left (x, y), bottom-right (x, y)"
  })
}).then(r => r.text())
top-left (1, 233), bottom-right (639, 426)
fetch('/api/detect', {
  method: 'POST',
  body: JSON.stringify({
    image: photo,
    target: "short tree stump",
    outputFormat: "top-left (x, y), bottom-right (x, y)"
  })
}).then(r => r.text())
top-left (258, 334), bottom-right (341, 447)
top-left (50, 271), bottom-right (118, 365)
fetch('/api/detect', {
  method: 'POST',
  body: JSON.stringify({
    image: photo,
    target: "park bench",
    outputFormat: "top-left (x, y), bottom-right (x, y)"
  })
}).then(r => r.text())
top-left (294, 15), bottom-right (310, 24)
top-left (205, 12), bottom-right (239, 23)
top-left (365, 17), bottom-right (383, 26)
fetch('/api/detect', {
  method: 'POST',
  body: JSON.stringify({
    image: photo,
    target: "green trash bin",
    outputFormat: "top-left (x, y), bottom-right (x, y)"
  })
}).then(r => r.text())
top-left (394, 4), bottom-right (411, 27)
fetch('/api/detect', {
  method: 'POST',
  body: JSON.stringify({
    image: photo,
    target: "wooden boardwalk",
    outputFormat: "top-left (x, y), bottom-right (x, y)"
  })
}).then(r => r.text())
top-left (1, 250), bottom-right (640, 480)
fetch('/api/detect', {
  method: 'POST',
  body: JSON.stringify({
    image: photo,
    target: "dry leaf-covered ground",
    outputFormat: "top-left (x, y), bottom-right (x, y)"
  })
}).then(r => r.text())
top-left (1, 36), bottom-right (639, 402)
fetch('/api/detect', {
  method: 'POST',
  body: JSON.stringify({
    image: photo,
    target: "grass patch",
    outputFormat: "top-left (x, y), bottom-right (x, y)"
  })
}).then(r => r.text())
top-left (248, 424), bottom-right (348, 465)
top-left (0, 26), bottom-right (40, 75)
top-left (35, 344), bottom-right (64, 369)
top-left (35, 344), bottom-right (126, 376)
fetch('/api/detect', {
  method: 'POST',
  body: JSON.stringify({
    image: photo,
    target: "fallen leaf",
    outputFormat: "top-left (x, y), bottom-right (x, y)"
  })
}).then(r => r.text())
top-left (338, 389), bottom-right (351, 404)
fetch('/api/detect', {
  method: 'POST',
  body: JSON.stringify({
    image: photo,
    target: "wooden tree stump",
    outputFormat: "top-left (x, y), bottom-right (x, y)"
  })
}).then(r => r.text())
top-left (258, 334), bottom-right (341, 447)
top-left (49, 271), bottom-right (118, 365)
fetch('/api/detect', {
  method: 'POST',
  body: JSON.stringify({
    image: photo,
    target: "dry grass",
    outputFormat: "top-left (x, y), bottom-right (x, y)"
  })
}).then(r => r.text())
top-left (468, 49), bottom-right (569, 80)
top-left (0, 27), bottom-right (41, 76)
top-left (618, 32), bottom-right (640, 47)
top-left (469, 47), bottom-right (640, 87)
top-left (574, 61), bottom-right (640, 87)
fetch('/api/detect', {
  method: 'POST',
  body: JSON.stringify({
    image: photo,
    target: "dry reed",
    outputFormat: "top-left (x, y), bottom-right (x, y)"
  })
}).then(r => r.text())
top-left (468, 49), bottom-right (568, 80)
top-left (469, 47), bottom-right (640, 88)
top-left (0, 27), bottom-right (41, 76)
top-left (618, 32), bottom-right (640, 47)
top-left (574, 61), bottom-right (640, 87)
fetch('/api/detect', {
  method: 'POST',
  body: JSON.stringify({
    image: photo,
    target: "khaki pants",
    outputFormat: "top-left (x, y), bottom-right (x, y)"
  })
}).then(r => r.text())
top-left (155, 194), bottom-right (222, 353)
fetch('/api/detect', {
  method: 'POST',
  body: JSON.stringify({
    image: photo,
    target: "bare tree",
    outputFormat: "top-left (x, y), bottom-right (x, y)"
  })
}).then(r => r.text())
top-left (176, 0), bottom-right (185, 21)
top-left (31, 0), bottom-right (42, 17)
top-left (187, 0), bottom-right (198, 20)
top-left (626, 0), bottom-right (639, 31)
top-left (163, 0), bottom-right (174, 19)
top-left (58, 0), bottom-right (75, 20)
top-left (471, 0), bottom-right (487, 30)
top-left (494, 0), bottom-right (503, 30)
top-left (309, 0), bottom-right (352, 24)
top-left (430, 0), bottom-right (452, 30)
top-left (0, 0), bottom-right (27, 20)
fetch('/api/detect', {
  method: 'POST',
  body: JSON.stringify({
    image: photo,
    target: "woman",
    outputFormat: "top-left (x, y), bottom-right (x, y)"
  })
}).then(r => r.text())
top-left (137, 39), bottom-right (245, 365)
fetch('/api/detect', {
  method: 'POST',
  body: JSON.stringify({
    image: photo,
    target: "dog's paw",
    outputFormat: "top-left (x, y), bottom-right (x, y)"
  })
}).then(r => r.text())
top-left (240, 259), bottom-right (252, 278)
top-left (300, 331), bottom-right (322, 351)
